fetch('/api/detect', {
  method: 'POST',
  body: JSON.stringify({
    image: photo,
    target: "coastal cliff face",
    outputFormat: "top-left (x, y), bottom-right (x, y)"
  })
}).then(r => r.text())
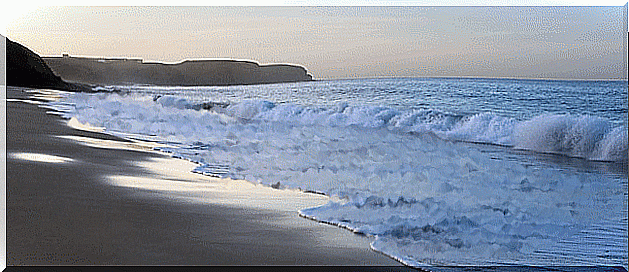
top-left (5, 37), bottom-right (89, 91)
top-left (43, 56), bottom-right (313, 86)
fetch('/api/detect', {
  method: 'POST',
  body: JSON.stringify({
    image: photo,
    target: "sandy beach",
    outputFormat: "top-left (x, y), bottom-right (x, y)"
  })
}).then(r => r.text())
top-left (5, 86), bottom-right (411, 268)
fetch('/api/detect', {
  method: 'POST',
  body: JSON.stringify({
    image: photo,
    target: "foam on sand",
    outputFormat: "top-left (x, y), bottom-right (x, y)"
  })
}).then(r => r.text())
top-left (57, 132), bottom-right (344, 228)
top-left (64, 135), bottom-right (383, 258)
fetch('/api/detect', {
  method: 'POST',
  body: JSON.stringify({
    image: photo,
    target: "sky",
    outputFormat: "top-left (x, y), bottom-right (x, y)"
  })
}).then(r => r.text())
top-left (3, 3), bottom-right (628, 80)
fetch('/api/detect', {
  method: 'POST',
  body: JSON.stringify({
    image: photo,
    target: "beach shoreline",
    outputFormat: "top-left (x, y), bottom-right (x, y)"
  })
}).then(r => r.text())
top-left (5, 86), bottom-right (409, 267)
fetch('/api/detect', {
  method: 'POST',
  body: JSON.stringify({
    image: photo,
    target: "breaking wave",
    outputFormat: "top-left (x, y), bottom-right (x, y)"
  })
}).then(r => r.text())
top-left (154, 95), bottom-right (628, 162)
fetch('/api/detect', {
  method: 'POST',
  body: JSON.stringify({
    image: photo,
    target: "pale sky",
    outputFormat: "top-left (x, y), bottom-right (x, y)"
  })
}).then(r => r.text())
top-left (4, 4), bottom-right (628, 80)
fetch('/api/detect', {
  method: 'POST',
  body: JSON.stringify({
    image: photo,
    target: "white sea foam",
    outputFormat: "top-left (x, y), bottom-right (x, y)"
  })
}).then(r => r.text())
top-left (186, 95), bottom-right (627, 162)
top-left (513, 114), bottom-right (628, 162)
top-left (45, 84), bottom-right (628, 268)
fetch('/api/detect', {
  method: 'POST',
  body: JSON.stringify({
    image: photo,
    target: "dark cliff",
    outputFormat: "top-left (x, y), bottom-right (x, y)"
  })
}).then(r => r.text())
top-left (43, 56), bottom-right (313, 86)
top-left (5, 37), bottom-right (91, 91)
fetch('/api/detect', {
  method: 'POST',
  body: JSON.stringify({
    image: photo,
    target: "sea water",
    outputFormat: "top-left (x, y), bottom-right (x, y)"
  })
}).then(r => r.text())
top-left (46, 77), bottom-right (628, 268)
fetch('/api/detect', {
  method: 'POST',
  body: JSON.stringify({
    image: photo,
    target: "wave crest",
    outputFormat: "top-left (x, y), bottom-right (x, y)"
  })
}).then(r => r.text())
top-left (152, 95), bottom-right (626, 162)
top-left (514, 114), bottom-right (627, 161)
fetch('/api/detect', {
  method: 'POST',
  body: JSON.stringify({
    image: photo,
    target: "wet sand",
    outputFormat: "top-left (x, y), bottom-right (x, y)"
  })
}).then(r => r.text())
top-left (5, 86), bottom-right (413, 268)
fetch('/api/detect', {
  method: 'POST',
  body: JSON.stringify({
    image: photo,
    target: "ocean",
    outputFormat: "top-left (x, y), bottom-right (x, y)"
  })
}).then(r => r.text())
top-left (45, 77), bottom-right (628, 268)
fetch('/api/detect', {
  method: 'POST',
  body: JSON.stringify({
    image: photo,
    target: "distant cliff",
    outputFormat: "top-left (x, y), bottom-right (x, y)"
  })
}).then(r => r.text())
top-left (5, 37), bottom-right (91, 91)
top-left (43, 55), bottom-right (313, 86)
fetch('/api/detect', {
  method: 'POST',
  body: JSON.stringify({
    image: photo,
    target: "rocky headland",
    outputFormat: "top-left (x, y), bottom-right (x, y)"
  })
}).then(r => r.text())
top-left (43, 55), bottom-right (313, 86)
top-left (5, 36), bottom-right (91, 92)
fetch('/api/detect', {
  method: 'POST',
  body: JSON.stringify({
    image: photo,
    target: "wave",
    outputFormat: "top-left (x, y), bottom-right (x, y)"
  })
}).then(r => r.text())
top-left (513, 115), bottom-right (627, 162)
top-left (154, 95), bottom-right (628, 162)
top-left (49, 91), bottom-right (628, 267)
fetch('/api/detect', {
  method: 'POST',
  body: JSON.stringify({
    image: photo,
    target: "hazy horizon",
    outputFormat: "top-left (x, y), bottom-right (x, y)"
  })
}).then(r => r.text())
top-left (6, 6), bottom-right (628, 80)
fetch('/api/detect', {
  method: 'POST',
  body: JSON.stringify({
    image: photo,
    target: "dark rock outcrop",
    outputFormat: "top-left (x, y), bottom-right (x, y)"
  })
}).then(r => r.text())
top-left (4, 36), bottom-right (91, 92)
top-left (43, 55), bottom-right (313, 86)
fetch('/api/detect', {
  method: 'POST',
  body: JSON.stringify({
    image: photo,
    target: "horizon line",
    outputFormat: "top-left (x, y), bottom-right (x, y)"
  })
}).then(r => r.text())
top-left (313, 75), bottom-right (629, 82)
top-left (41, 54), bottom-right (629, 82)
